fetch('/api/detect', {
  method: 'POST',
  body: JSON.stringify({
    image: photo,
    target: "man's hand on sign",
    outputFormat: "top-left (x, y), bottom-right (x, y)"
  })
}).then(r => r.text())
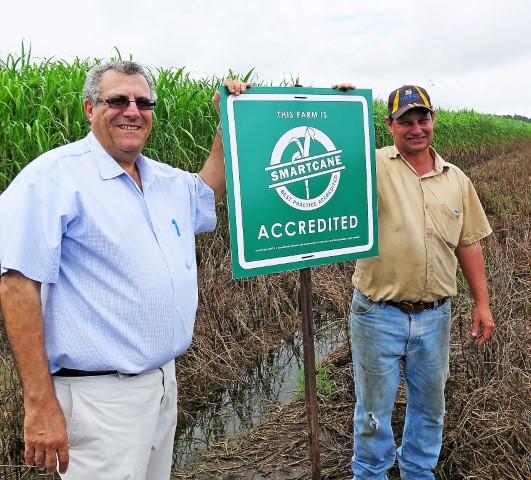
top-left (212, 79), bottom-right (252, 116)
top-left (331, 83), bottom-right (356, 91)
top-left (223, 79), bottom-right (251, 95)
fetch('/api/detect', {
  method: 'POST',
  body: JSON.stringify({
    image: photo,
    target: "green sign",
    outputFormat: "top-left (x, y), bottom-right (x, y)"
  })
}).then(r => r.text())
top-left (219, 87), bottom-right (378, 279)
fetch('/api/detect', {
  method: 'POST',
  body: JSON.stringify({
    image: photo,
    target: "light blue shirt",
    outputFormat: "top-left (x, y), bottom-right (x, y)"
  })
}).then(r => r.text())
top-left (0, 132), bottom-right (216, 373)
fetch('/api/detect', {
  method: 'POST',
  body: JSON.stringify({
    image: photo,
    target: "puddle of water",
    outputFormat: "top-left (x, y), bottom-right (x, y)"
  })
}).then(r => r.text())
top-left (172, 316), bottom-right (347, 470)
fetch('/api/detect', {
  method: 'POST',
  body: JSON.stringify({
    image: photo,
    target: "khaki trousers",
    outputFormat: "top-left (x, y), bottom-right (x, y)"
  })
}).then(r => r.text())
top-left (53, 360), bottom-right (177, 480)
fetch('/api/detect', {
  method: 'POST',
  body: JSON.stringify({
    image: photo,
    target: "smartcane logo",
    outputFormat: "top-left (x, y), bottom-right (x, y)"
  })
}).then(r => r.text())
top-left (265, 126), bottom-right (345, 211)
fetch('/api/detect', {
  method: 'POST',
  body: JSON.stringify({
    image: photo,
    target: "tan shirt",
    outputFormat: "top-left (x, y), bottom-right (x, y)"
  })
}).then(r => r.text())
top-left (353, 145), bottom-right (492, 302)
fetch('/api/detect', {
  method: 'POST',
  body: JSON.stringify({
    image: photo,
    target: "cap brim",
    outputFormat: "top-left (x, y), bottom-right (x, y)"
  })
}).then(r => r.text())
top-left (390, 104), bottom-right (434, 119)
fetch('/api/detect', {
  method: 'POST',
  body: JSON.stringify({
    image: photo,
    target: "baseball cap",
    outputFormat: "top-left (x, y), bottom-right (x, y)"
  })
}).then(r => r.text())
top-left (387, 85), bottom-right (434, 119)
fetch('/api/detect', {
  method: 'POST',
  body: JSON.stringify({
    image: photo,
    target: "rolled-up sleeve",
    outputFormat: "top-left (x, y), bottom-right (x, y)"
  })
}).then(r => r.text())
top-left (459, 176), bottom-right (492, 246)
top-left (189, 173), bottom-right (217, 234)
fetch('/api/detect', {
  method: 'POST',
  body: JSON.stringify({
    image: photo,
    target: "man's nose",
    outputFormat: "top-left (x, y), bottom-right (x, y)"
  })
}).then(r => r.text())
top-left (410, 121), bottom-right (423, 133)
top-left (123, 101), bottom-right (141, 117)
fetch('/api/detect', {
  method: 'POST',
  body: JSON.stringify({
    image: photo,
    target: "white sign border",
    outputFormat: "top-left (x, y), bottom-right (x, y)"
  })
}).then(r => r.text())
top-left (226, 93), bottom-right (374, 270)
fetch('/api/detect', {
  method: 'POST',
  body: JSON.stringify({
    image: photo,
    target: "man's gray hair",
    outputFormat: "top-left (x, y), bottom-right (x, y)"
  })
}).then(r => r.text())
top-left (83, 61), bottom-right (157, 103)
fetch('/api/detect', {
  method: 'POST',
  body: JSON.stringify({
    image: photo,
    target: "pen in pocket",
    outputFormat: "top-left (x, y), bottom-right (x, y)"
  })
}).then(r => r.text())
top-left (172, 219), bottom-right (181, 236)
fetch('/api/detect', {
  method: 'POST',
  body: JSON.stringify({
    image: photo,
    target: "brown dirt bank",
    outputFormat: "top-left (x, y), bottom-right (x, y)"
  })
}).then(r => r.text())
top-left (173, 142), bottom-right (531, 479)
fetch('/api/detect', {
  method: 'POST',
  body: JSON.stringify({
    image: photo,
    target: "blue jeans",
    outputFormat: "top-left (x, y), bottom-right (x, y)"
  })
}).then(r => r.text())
top-left (349, 289), bottom-right (451, 480)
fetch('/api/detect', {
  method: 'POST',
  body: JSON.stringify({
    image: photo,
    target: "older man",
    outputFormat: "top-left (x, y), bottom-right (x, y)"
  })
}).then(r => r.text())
top-left (0, 60), bottom-right (249, 479)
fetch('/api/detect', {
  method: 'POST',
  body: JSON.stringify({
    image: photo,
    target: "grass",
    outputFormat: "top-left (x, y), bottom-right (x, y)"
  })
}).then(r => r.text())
top-left (1, 47), bottom-right (531, 191)
top-left (298, 364), bottom-right (334, 402)
top-left (0, 48), bottom-right (263, 191)
top-left (0, 50), bottom-right (89, 187)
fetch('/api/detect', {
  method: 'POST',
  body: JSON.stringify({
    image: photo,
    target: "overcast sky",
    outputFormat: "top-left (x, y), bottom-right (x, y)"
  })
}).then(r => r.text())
top-left (2, 0), bottom-right (530, 117)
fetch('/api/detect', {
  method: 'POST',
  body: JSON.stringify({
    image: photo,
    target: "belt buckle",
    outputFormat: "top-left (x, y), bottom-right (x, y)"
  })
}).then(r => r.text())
top-left (401, 301), bottom-right (415, 313)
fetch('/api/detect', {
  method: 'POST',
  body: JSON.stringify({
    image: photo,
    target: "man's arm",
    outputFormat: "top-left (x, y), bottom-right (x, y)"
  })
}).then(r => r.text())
top-left (0, 270), bottom-right (69, 474)
top-left (199, 79), bottom-right (251, 202)
top-left (455, 241), bottom-right (495, 346)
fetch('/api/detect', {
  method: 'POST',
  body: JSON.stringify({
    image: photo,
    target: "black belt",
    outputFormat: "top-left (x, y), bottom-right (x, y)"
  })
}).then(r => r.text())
top-left (53, 368), bottom-right (138, 377)
top-left (385, 298), bottom-right (448, 314)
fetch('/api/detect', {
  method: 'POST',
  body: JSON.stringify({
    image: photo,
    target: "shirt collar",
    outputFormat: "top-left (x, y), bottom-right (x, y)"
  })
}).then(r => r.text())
top-left (387, 144), bottom-right (450, 175)
top-left (85, 132), bottom-right (154, 185)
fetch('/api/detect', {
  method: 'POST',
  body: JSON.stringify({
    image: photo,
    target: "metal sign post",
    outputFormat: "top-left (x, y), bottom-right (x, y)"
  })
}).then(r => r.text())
top-left (296, 84), bottom-right (320, 479)
top-left (299, 267), bottom-right (321, 478)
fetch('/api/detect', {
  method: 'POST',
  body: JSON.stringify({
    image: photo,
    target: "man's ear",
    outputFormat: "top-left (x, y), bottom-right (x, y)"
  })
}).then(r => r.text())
top-left (83, 99), bottom-right (94, 125)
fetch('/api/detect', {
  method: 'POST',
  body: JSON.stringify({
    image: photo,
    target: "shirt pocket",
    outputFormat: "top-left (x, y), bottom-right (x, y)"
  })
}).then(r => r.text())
top-left (440, 204), bottom-right (463, 248)
top-left (169, 217), bottom-right (195, 269)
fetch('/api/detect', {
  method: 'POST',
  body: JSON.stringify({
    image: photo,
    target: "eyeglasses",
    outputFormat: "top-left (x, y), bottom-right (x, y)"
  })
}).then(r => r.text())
top-left (95, 97), bottom-right (156, 111)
